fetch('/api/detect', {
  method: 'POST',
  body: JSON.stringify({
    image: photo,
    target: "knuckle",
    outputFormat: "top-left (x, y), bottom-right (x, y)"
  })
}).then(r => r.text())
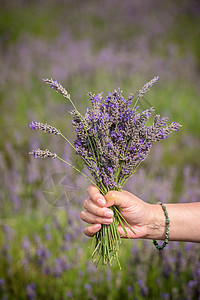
top-left (97, 208), bottom-right (104, 217)
top-left (96, 217), bottom-right (103, 224)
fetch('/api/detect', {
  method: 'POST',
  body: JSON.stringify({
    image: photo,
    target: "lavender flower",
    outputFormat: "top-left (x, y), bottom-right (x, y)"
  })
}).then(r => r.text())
top-left (84, 283), bottom-right (92, 291)
top-left (138, 76), bottom-right (160, 98)
top-left (43, 78), bottom-right (71, 101)
top-left (0, 279), bottom-right (5, 292)
top-left (52, 257), bottom-right (66, 277)
top-left (126, 285), bottom-right (133, 293)
top-left (28, 122), bottom-right (61, 135)
top-left (44, 225), bottom-right (52, 241)
top-left (21, 236), bottom-right (31, 253)
top-left (0, 279), bottom-right (5, 286)
top-left (66, 290), bottom-right (73, 298)
top-left (29, 148), bottom-right (57, 159)
top-left (26, 283), bottom-right (36, 300)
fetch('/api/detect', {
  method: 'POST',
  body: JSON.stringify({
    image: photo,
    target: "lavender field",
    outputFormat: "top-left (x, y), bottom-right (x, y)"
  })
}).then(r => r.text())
top-left (0, 0), bottom-right (200, 299)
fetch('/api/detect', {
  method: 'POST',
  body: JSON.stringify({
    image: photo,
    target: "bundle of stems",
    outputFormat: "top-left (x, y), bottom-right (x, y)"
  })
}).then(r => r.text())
top-left (92, 206), bottom-right (135, 269)
top-left (28, 77), bottom-right (181, 268)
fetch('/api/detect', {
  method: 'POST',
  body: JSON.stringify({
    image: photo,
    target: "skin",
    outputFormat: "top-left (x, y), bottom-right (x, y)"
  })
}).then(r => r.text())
top-left (81, 185), bottom-right (200, 243)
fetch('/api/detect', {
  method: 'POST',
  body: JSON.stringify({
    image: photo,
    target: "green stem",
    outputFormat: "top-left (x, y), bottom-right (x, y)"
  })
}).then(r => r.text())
top-left (119, 161), bottom-right (142, 187)
top-left (61, 94), bottom-right (108, 195)
top-left (114, 206), bottom-right (136, 235)
top-left (60, 133), bottom-right (76, 151)
top-left (133, 96), bottom-right (140, 110)
top-left (123, 139), bottom-right (131, 157)
top-left (57, 156), bottom-right (104, 194)
top-left (115, 160), bottom-right (123, 182)
top-left (71, 107), bottom-right (97, 166)
top-left (63, 93), bottom-right (99, 177)
top-left (92, 205), bottom-right (128, 269)
top-left (94, 123), bottom-right (100, 166)
top-left (60, 132), bottom-right (107, 194)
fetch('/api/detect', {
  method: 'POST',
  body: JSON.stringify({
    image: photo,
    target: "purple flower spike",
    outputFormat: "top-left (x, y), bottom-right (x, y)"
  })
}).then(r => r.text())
top-left (28, 121), bottom-right (61, 135)
top-left (138, 76), bottom-right (160, 98)
top-left (43, 78), bottom-right (71, 100)
top-left (29, 148), bottom-right (57, 159)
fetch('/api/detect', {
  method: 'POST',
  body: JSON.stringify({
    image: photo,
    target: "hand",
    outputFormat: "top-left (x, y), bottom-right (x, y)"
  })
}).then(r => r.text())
top-left (81, 186), bottom-right (200, 243)
top-left (81, 185), bottom-right (154, 239)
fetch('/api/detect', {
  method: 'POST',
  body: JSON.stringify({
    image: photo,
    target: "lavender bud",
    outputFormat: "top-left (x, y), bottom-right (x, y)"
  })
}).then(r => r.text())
top-left (43, 78), bottom-right (71, 100)
top-left (138, 76), bottom-right (160, 98)
top-left (29, 148), bottom-right (57, 159)
top-left (26, 283), bottom-right (36, 300)
top-left (28, 122), bottom-right (61, 135)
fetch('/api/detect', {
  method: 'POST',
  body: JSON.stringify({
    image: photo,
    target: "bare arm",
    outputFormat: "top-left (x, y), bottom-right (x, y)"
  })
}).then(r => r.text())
top-left (148, 202), bottom-right (200, 242)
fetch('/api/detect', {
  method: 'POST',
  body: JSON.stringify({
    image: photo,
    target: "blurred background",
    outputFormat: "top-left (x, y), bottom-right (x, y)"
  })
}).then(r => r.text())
top-left (0, 0), bottom-right (200, 299)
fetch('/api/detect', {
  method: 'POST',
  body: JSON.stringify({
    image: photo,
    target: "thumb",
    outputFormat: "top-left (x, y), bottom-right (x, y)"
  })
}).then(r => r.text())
top-left (105, 190), bottom-right (133, 208)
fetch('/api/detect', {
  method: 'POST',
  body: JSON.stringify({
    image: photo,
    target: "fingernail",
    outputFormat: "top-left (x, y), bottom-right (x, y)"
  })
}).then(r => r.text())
top-left (93, 224), bottom-right (101, 230)
top-left (104, 210), bottom-right (114, 218)
top-left (97, 198), bottom-right (106, 206)
top-left (103, 218), bottom-right (113, 224)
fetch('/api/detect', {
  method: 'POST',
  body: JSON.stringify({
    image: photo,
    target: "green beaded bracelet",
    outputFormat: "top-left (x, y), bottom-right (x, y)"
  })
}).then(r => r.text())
top-left (153, 201), bottom-right (170, 251)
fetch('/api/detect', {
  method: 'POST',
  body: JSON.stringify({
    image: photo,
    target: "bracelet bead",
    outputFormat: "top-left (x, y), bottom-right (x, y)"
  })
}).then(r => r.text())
top-left (153, 201), bottom-right (170, 251)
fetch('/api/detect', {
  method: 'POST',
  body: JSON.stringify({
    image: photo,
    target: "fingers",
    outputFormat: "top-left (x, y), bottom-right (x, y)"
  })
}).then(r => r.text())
top-left (81, 210), bottom-right (113, 225)
top-left (87, 185), bottom-right (136, 209)
top-left (82, 186), bottom-right (114, 238)
top-left (84, 198), bottom-right (114, 218)
top-left (83, 186), bottom-right (136, 239)
top-left (84, 224), bottom-right (101, 237)
top-left (87, 185), bottom-right (106, 207)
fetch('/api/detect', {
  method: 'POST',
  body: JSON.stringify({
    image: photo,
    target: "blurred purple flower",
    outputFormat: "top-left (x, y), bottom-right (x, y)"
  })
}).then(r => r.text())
top-left (21, 236), bottom-right (31, 252)
top-left (78, 270), bottom-right (84, 277)
top-left (0, 278), bottom-right (5, 292)
top-left (36, 246), bottom-right (51, 266)
top-left (160, 292), bottom-right (170, 300)
top-left (26, 283), bottom-right (36, 300)
top-left (84, 283), bottom-right (91, 291)
top-left (126, 285), bottom-right (133, 293)
top-left (66, 290), bottom-right (73, 298)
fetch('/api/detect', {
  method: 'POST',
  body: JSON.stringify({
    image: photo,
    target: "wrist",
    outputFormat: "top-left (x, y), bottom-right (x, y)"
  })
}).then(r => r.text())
top-left (146, 203), bottom-right (166, 240)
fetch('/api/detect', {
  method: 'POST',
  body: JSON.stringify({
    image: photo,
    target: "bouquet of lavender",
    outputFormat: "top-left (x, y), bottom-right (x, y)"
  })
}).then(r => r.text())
top-left (29, 77), bottom-right (181, 268)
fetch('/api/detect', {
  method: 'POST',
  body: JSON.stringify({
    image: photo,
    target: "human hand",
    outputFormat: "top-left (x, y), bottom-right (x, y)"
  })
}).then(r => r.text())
top-left (81, 185), bottom-right (155, 239)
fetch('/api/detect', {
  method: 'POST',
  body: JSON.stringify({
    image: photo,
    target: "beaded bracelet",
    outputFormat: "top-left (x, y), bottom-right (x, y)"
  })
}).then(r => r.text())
top-left (153, 201), bottom-right (170, 250)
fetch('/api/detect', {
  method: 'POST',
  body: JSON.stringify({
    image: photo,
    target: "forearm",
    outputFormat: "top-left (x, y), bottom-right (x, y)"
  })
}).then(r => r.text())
top-left (147, 202), bottom-right (200, 242)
